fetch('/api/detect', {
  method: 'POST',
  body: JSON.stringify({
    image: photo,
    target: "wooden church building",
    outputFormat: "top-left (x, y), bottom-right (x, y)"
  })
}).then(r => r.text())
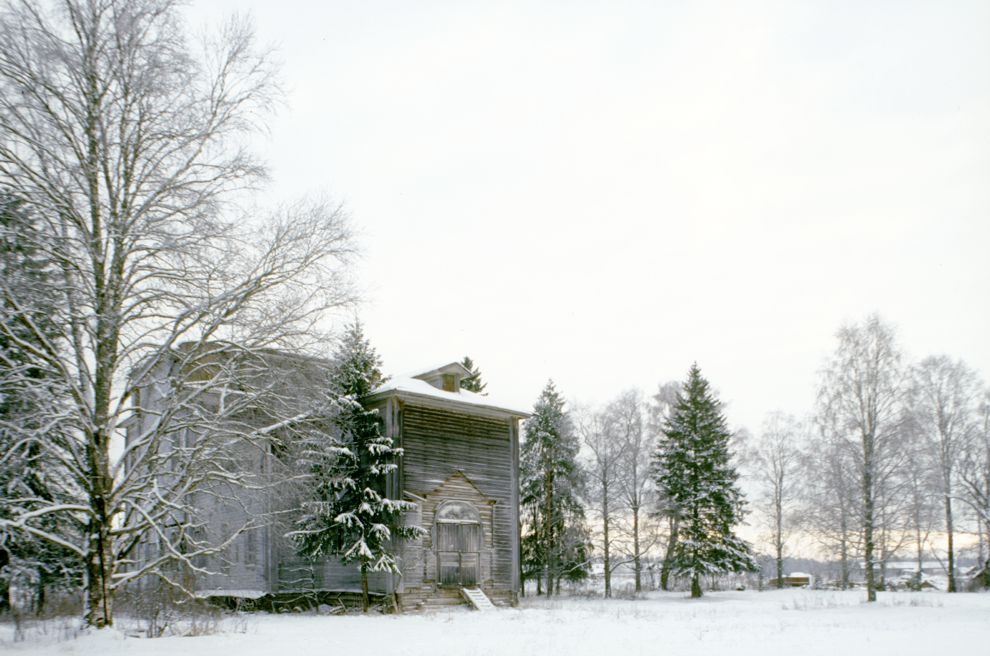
top-left (362, 363), bottom-right (528, 609)
top-left (135, 359), bottom-right (529, 611)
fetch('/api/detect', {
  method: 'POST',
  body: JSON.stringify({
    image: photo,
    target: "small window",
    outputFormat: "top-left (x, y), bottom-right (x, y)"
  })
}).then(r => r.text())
top-left (436, 500), bottom-right (481, 523)
top-left (220, 524), bottom-right (231, 574)
top-left (245, 530), bottom-right (257, 567)
top-left (442, 374), bottom-right (457, 392)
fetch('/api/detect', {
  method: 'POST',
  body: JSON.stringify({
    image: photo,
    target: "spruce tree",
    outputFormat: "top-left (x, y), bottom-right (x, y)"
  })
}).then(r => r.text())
top-left (460, 356), bottom-right (487, 394)
top-left (0, 195), bottom-right (82, 613)
top-left (293, 322), bottom-right (424, 612)
top-left (653, 364), bottom-right (756, 597)
top-left (520, 381), bottom-right (589, 594)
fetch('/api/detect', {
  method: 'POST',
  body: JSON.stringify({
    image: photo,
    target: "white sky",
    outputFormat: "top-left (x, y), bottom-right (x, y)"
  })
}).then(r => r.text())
top-left (187, 0), bottom-right (989, 433)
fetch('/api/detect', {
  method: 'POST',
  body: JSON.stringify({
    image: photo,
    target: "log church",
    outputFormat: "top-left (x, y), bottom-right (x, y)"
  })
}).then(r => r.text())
top-left (129, 358), bottom-right (527, 611)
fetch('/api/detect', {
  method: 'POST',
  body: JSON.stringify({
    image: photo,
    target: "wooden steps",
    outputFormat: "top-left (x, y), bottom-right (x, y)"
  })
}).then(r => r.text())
top-left (402, 586), bottom-right (501, 612)
top-left (461, 587), bottom-right (497, 611)
top-left (409, 587), bottom-right (468, 612)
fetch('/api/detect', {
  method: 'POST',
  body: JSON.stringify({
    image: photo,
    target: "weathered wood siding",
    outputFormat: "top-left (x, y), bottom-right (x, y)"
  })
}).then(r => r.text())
top-left (270, 517), bottom-right (390, 595)
top-left (132, 364), bottom-right (519, 605)
top-left (398, 404), bottom-right (518, 607)
top-left (197, 483), bottom-right (271, 595)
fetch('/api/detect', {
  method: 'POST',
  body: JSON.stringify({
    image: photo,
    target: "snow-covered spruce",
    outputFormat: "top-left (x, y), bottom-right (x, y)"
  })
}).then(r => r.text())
top-left (520, 381), bottom-right (590, 595)
top-left (0, 195), bottom-right (84, 613)
top-left (290, 322), bottom-right (424, 612)
top-left (652, 364), bottom-right (757, 597)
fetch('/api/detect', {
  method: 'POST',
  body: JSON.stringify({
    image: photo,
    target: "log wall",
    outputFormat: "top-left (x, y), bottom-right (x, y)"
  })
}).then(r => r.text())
top-left (397, 403), bottom-right (519, 608)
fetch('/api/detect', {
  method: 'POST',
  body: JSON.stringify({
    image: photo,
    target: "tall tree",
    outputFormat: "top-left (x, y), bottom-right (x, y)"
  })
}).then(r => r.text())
top-left (576, 405), bottom-right (624, 598)
top-left (292, 323), bottom-right (424, 612)
top-left (608, 390), bottom-right (654, 593)
top-left (649, 380), bottom-right (681, 591)
top-left (800, 410), bottom-right (861, 589)
top-left (907, 356), bottom-right (981, 592)
top-left (873, 453), bottom-right (911, 589)
top-left (0, 0), bottom-right (354, 627)
top-left (818, 315), bottom-right (903, 602)
top-left (520, 381), bottom-right (587, 595)
top-left (653, 364), bottom-right (756, 598)
top-left (0, 194), bottom-right (83, 613)
top-left (743, 412), bottom-right (802, 588)
top-left (897, 411), bottom-right (940, 587)
top-left (460, 356), bottom-right (487, 394)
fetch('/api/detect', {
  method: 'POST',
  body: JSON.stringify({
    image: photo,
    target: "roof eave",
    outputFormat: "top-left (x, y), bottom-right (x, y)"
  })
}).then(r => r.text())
top-left (365, 387), bottom-right (531, 420)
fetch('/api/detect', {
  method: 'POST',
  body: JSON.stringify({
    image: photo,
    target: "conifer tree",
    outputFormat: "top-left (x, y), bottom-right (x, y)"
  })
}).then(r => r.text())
top-left (460, 356), bottom-right (487, 394)
top-left (653, 364), bottom-right (756, 597)
top-left (0, 195), bottom-right (83, 612)
top-left (520, 381), bottom-right (589, 594)
top-left (293, 323), bottom-right (424, 612)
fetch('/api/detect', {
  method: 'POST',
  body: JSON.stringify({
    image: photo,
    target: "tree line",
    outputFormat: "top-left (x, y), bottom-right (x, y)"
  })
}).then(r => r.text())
top-left (517, 315), bottom-right (990, 603)
top-left (519, 366), bottom-right (757, 599)
top-left (747, 315), bottom-right (990, 600)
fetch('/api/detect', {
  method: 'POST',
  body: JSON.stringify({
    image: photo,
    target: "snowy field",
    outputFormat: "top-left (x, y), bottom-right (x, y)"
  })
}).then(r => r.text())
top-left (2, 589), bottom-right (989, 656)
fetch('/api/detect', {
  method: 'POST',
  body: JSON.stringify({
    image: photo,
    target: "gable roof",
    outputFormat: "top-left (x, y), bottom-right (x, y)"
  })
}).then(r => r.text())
top-left (412, 362), bottom-right (472, 380)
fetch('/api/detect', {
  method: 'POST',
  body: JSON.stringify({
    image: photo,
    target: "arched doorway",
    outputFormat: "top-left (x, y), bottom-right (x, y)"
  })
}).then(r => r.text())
top-left (435, 500), bottom-right (482, 587)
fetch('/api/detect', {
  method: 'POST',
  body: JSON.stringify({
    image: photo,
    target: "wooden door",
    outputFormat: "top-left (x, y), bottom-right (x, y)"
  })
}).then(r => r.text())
top-left (436, 521), bottom-right (481, 587)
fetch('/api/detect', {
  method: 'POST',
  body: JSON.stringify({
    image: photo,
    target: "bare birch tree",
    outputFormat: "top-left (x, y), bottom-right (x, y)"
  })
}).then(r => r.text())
top-left (907, 356), bottom-right (981, 592)
top-left (743, 412), bottom-right (802, 588)
top-left (576, 405), bottom-right (624, 598)
top-left (608, 389), bottom-right (655, 593)
top-left (0, 0), bottom-right (353, 627)
top-left (817, 314), bottom-right (904, 602)
top-left (897, 412), bottom-right (940, 586)
top-left (800, 413), bottom-right (861, 589)
top-left (874, 457), bottom-right (911, 588)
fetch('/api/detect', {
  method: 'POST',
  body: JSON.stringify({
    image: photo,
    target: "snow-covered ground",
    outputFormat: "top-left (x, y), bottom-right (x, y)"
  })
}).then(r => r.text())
top-left (2, 589), bottom-right (988, 656)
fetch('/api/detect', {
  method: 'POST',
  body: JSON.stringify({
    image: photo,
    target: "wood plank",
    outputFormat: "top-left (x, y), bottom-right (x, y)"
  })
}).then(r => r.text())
top-left (399, 405), bottom-right (518, 599)
top-left (461, 587), bottom-right (497, 611)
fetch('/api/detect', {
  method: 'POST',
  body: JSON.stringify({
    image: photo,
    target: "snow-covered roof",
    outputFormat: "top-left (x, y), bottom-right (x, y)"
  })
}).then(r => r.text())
top-left (412, 361), bottom-right (473, 380)
top-left (367, 364), bottom-right (530, 418)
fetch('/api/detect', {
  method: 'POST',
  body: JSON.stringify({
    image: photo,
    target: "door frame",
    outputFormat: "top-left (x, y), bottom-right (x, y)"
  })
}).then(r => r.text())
top-left (434, 500), bottom-right (482, 588)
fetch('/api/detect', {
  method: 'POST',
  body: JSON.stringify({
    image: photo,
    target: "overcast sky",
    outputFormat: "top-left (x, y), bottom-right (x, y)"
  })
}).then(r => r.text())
top-left (187, 0), bottom-right (989, 433)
